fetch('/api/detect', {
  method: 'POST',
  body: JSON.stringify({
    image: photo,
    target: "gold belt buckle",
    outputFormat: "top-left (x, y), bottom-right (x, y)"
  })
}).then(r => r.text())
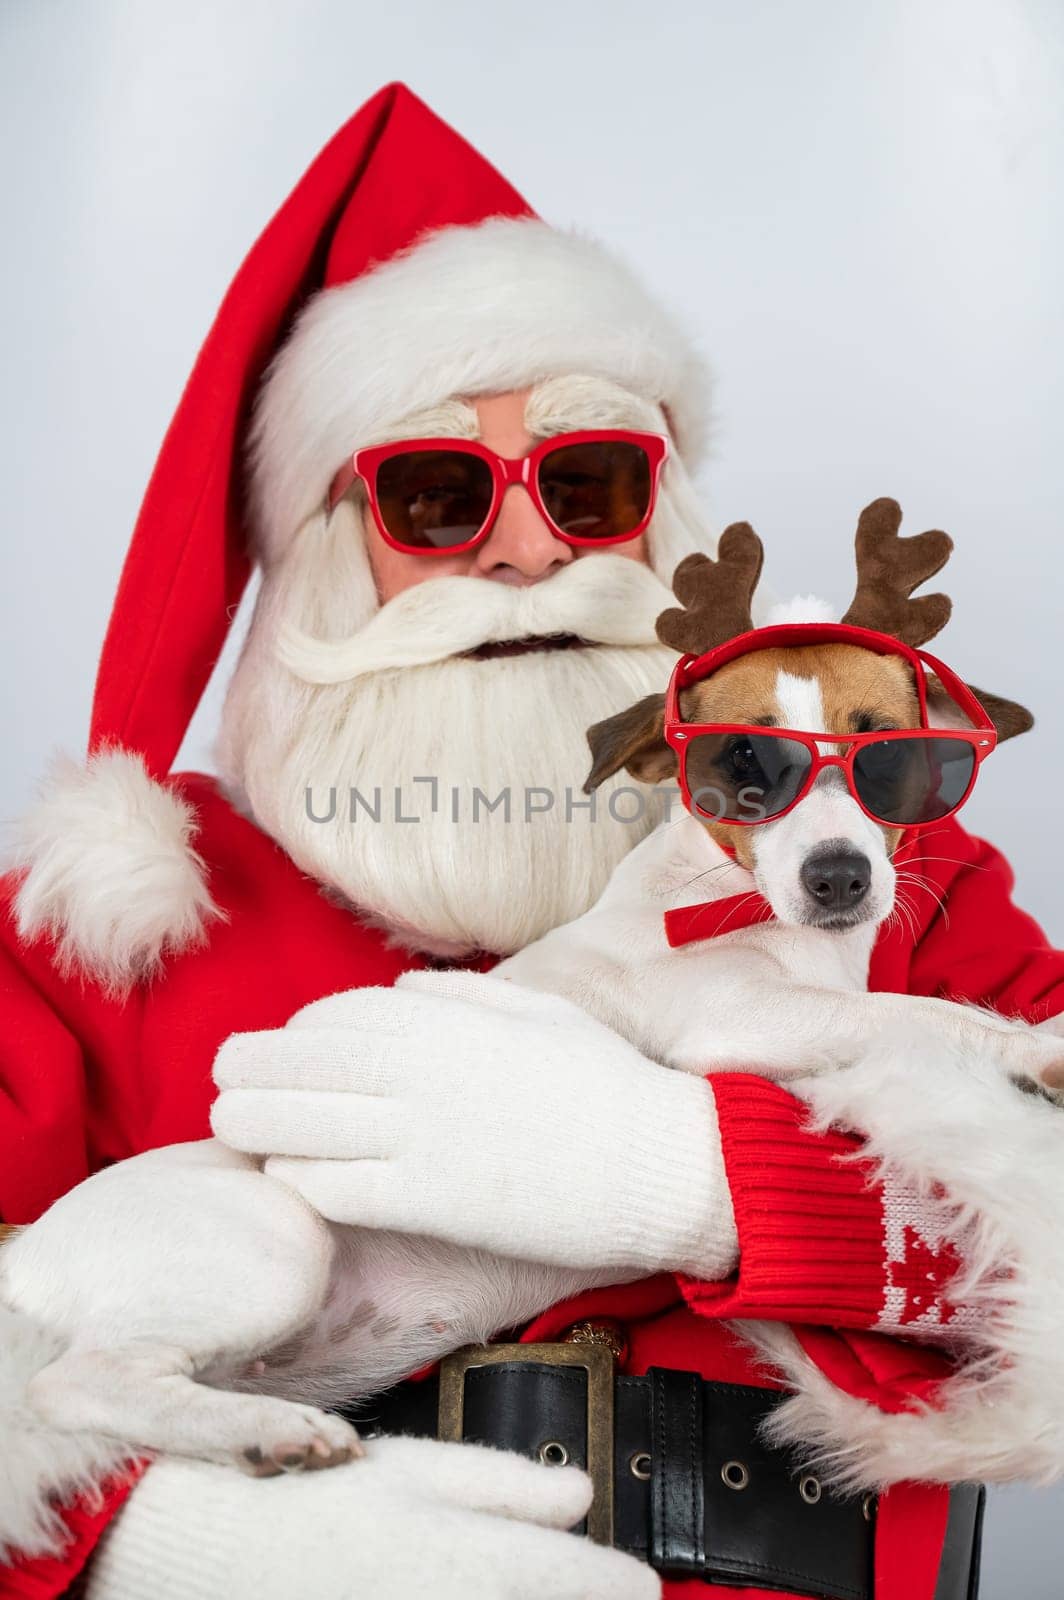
top-left (437, 1341), bottom-right (616, 1545)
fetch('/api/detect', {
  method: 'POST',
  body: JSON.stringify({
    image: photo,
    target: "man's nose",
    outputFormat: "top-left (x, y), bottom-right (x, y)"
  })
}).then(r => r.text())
top-left (473, 484), bottom-right (572, 585)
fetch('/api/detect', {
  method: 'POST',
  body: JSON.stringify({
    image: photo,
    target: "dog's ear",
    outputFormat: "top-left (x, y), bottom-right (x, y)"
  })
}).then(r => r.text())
top-left (926, 675), bottom-right (1034, 743)
top-left (967, 685), bottom-right (1034, 743)
top-left (584, 694), bottom-right (673, 792)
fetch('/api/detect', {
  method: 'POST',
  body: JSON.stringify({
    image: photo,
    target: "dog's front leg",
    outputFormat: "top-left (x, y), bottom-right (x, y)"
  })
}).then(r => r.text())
top-left (657, 957), bottom-right (1064, 1087)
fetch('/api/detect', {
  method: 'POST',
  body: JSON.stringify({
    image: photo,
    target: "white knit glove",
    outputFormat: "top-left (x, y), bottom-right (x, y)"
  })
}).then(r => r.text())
top-left (87, 1435), bottom-right (658, 1600)
top-left (211, 971), bottom-right (737, 1280)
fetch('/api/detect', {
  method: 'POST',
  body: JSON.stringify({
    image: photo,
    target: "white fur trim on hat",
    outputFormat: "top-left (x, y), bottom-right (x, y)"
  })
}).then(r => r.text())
top-left (10, 750), bottom-right (221, 994)
top-left (250, 217), bottom-right (710, 564)
top-left (740, 1024), bottom-right (1064, 1490)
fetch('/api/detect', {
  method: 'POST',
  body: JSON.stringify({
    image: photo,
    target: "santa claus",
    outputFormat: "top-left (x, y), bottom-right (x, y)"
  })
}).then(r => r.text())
top-left (2, 83), bottom-right (1063, 1600)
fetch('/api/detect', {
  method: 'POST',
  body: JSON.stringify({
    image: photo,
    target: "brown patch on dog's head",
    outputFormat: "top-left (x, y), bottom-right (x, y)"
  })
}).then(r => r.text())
top-left (678, 645), bottom-right (918, 727)
top-left (585, 629), bottom-right (1032, 899)
top-left (674, 643), bottom-right (920, 868)
top-left (582, 645), bottom-right (926, 866)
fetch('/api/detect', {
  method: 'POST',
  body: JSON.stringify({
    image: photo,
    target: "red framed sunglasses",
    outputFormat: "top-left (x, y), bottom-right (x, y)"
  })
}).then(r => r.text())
top-left (327, 430), bottom-right (669, 555)
top-left (664, 623), bottom-right (998, 830)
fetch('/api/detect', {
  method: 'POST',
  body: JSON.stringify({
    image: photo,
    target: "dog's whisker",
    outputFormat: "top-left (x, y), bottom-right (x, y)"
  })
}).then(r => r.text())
top-left (909, 854), bottom-right (993, 877)
top-left (889, 883), bottom-right (947, 934)
top-left (703, 890), bottom-right (771, 937)
top-left (899, 824), bottom-right (954, 848)
top-left (891, 891), bottom-right (920, 941)
top-left (893, 870), bottom-right (951, 922)
top-left (678, 859), bottom-right (749, 894)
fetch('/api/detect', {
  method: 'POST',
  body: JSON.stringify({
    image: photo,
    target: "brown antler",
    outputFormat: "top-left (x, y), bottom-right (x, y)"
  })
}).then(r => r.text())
top-left (841, 498), bottom-right (953, 645)
top-left (655, 522), bottom-right (764, 655)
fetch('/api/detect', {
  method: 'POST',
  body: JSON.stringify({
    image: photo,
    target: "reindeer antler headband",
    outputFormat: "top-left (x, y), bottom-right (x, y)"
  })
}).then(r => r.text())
top-left (656, 497), bottom-right (1008, 737)
top-left (584, 497), bottom-right (1032, 800)
top-left (655, 521), bottom-right (766, 655)
top-left (840, 498), bottom-right (953, 644)
top-left (655, 496), bottom-right (954, 658)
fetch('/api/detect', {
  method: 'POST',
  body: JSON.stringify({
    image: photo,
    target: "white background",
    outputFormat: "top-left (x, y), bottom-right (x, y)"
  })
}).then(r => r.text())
top-left (1, 1), bottom-right (1061, 1590)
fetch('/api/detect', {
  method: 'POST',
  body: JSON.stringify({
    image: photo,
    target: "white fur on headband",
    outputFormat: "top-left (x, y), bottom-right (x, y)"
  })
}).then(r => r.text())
top-left (249, 217), bottom-right (710, 564)
top-left (761, 595), bottom-right (839, 626)
top-left (10, 749), bottom-right (221, 994)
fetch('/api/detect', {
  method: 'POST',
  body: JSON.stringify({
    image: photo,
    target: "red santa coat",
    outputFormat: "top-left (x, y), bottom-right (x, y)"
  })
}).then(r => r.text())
top-left (2, 776), bottom-right (1063, 1600)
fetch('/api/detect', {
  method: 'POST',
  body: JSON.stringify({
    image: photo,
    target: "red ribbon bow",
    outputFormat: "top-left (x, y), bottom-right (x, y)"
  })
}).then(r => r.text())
top-left (664, 891), bottom-right (775, 949)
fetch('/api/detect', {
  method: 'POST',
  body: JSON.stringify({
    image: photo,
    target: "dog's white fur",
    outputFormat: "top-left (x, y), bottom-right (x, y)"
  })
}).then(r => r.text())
top-left (5, 654), bottom-right (1064, 1558)
top-left (0, 1147), bottom-right (611, 1559)
top-left (497, 668), bottom-right (1061, 1090)
top-left (497, 806), bottom-right (1063, 1090)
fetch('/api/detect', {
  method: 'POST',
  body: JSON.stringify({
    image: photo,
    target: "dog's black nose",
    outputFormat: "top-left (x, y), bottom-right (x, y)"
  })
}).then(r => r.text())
top-left (801, 850), bottom-right (871, 912)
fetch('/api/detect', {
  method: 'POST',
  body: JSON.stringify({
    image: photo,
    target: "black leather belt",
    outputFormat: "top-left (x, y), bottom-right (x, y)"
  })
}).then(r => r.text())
top-left (344, 1341), bottom-right (984, 1599)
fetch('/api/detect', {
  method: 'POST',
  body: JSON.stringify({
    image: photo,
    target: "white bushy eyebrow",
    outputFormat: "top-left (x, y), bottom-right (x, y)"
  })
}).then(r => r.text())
top-left (525, 374), bottom-right (664, 439)
top-left (357, 379), bottom-right (663, 456)
top-left (361, 397), bottom-right (481, 449)
top-left (332, 400), bottom-right (480, 513)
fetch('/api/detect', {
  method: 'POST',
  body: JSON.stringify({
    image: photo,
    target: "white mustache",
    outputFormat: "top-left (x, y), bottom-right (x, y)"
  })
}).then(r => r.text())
top-left (276, 555), bottom-right (676, 685)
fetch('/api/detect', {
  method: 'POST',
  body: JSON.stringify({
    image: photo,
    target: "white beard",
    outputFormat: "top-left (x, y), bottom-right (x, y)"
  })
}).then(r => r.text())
top-left (218, 553), bottom-right (677, 957)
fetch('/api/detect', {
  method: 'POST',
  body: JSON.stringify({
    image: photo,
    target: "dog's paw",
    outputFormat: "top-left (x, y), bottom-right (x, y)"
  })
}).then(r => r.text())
top-left (235, 1401), bottom-right (363, 1476)
top-left (1006, 1034), bottom-right (1064, 1103)
top-left (1035, 1060), bottom-right (1064, 1099)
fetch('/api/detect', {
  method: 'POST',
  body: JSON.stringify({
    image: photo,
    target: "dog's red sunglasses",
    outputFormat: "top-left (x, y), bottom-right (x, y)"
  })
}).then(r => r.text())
top-left (664, 623), bottom-right (998, 830)
top-left (327, 430), bottom-right (669, 555)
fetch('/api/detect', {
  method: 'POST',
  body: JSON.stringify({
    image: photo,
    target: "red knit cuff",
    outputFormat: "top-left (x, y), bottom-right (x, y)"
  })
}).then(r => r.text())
top-left (0, 1466), bottom-right (147, 1600)
top-left (679, 1073), bottom-right (887, 1327)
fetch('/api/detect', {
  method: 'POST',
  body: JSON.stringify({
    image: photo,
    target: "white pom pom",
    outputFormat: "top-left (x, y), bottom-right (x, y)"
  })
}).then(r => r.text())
top-left (762, 594), bottom-right (838, 626)
top-left (10, 749), bottom-right (221, 993)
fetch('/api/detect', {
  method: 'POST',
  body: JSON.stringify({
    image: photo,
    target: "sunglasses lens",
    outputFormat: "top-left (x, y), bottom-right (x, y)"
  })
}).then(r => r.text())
top-left (374, 450), bottom-right (495, 551)
top-left (853, 737), bottom-right (976, 825)
top-left (537, 439), bottom-right (653, 541)
top-left (685, 733), bottom-right (812, 822)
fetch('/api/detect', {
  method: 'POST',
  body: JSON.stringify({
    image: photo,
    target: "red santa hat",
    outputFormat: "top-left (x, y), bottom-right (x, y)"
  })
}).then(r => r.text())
top-left (92, 82), bottom-right (708, 782)
top-left (13, 83), bottom-right (710, 988)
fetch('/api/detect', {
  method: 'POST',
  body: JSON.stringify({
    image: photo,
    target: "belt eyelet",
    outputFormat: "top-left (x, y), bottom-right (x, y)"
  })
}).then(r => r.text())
top-left (629, 1451), bottom-right (652, 1481)
top-left (799, 1473), bottom-right (822, 1504)
top-left (721, 1459), bottom-right (750, 1491)
top-left (538, 1440), bottom-right (570, 1467)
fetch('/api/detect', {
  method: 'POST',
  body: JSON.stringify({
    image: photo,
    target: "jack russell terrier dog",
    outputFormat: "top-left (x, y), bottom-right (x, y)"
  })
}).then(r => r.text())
top-left (3, 498), bottom-right (1061, 1490)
